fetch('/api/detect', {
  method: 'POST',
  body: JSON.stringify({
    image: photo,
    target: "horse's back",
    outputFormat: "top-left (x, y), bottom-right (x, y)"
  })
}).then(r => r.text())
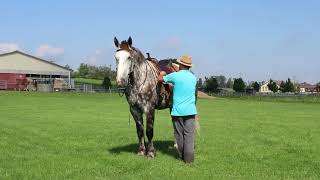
top-left (145, 56), bottom-right (177, 110)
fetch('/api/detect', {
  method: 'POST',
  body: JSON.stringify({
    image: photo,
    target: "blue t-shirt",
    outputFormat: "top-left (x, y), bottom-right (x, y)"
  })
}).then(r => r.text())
top-left (163, 70), bottom-right (197, 116)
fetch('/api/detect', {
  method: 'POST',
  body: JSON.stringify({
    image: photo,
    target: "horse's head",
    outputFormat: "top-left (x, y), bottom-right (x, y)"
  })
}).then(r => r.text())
top-left (114, 36), bottom-right (136, 87)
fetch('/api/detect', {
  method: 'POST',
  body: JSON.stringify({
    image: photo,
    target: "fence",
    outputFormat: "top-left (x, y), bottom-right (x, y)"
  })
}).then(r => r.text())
top-left (73, 84), bottom-right (119, 93)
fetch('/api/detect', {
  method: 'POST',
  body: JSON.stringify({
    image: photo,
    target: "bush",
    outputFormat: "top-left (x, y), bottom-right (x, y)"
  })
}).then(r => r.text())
top-left (102, 76), bottom-right (112, 89)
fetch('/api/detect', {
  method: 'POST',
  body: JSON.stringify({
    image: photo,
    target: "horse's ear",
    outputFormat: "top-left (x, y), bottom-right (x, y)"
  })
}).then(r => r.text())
top-left (114, 37), bottom-right (119, 48)
top-left (128, 36), bottom-right (132, 47)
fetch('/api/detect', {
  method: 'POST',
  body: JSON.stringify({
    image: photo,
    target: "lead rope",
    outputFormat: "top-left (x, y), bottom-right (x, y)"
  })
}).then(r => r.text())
top-left (128, 110), bottom-right (131, 126)
top-left (120, 58), bottom-right (159, 126)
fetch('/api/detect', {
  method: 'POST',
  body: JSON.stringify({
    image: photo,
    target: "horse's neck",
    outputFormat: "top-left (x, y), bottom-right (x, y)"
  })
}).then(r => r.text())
top-left (129, 60), bottom-right (157, 91)
top-left (133, 60), bottom-right (147, 86)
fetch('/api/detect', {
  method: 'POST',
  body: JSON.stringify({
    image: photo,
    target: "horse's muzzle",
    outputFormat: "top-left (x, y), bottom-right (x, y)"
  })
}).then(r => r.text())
top-left (116, 79), bottom-right (126, 87)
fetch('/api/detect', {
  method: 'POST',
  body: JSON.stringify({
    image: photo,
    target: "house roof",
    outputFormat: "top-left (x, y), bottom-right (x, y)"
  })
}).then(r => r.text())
top-left (0, 50), bottom-right (72, 72)
top-left (274, 80), bottom-right (283, 86)
top-left (299, 82), bottom-right (316, 89)
top-left (261, 80), bottom-right (283, 87)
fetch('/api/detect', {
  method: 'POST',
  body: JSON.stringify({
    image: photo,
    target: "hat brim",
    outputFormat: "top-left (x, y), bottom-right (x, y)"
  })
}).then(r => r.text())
top-left (177, 59), bottom-right (192, 67)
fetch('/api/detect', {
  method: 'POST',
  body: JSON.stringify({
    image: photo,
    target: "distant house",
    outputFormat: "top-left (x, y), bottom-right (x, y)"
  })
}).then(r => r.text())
top-left (316, 84), bottom-right (320, 93)
top-left (298, 82), bottom-right (316, 93)
top-left (259, 81), bottom-right (282, 93)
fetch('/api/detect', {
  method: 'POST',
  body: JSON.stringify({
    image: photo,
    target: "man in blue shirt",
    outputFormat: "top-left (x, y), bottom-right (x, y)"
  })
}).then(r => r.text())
top-left (158, 55), bottom-right (197, 163)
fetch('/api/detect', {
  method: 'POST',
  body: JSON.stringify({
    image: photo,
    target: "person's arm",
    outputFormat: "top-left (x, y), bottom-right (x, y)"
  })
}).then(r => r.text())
top-left (195, 85), bottom-right (198, 105)
top-left (158, 71), bottom-right (166, 83)
top-left (159, 71), bottom-right (176, 84)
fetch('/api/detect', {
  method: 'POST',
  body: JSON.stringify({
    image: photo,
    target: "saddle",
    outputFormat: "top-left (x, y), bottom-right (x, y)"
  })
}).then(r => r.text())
top-left (146, 53), bottom-right (177, 109)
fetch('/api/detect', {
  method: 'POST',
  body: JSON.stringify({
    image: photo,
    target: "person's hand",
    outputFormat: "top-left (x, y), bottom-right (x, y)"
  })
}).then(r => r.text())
top-left (160, 71), bottom-right (167, 76)
top-left (167, 82), bottom-right (173, 87)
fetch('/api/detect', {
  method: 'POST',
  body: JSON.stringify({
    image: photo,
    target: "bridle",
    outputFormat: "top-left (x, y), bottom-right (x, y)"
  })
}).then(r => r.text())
top-left (116, 48), bottom-right (149, 97)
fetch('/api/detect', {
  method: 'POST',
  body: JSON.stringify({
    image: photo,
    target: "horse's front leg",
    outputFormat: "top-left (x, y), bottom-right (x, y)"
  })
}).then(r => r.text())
top-left (146, 108), bottom-right (156, 158)
top-left (130, 106), bottom-right (145, 155)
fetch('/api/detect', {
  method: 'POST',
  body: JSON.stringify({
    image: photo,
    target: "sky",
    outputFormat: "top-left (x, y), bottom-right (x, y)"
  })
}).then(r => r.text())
top-left (0, 0), bottom-right (319, 83)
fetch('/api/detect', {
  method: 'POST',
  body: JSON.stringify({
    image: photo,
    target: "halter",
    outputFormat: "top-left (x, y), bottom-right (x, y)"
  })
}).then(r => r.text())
top-left (116, 48), bottom-right (149, 97)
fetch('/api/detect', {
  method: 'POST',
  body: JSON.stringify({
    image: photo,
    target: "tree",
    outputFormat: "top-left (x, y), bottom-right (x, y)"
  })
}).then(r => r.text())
top-left (253, 81), bottom-right (260, 92)
top-left (78, 63), bottom-right (89, 78)
top-left (65, 64), bottom-right (71, 69)
top-left (267, 79), bottom-right (278, 93)
top-left (215, 75), bottom-right (226, 88)
top-left (102, 76), bottom-right (112, 89)
top-left (204, 76), bottom-right (219, 93)
top-left (75, 63), bottom-right (117, 81)
top-left (279, 81), bottom-right (285, 92)
top-left (233, 78), bottom-right (246, 92)
top-left (283, 78), bottom-right (295, 92)
top-left (226, 78), bottom-right (233, 88)
top-left (197, 78), bottom-right (203, 89)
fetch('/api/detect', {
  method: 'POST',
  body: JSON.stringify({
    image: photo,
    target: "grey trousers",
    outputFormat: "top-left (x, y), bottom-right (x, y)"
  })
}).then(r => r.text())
top-left (172, 115), bottom-right (195, 163)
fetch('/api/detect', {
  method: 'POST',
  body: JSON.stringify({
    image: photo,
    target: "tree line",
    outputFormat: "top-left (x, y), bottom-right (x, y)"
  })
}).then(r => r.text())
top-left (198, 75), bottom-right (247, 93)
top-left (267, 79), bottom-right (295, 93)
top-left (71, 63), bottom-right (116, 89)
top-left (199, 75), bottom-right (298, 93)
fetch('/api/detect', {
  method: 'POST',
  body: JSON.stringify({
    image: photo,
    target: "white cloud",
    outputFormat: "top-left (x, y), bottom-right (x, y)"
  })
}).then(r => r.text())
top-left (87, 48), bottom-right (115, 68)
top-left (35, 44), bottom-right (64, 61)
top-left (0, 43), bottom-right (19, 54)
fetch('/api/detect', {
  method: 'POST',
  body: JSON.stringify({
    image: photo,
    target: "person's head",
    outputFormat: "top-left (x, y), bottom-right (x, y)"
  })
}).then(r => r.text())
top-left (176, 55), bottom-right (192, 70)
top-left (179, 64), bottom-right (190, 70)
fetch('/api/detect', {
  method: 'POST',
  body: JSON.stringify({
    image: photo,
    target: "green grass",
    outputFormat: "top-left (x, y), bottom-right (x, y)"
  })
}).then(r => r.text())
top-left (74, 78), bottom-right (103, 85)
top-left (74, 78), bottom-right (116, 86)
top-left (216, 94), bottom-right (320, 104)
top-left (0, 92), bottom-right (320, 179)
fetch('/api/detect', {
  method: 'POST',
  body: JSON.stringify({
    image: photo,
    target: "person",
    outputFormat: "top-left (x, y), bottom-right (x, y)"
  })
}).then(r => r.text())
top-left (158, 55), bottom-right (197, 163)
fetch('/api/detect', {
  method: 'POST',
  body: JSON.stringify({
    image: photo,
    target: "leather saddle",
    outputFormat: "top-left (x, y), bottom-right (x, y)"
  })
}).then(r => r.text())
top-left (146, 53), bottom-right (177, 109)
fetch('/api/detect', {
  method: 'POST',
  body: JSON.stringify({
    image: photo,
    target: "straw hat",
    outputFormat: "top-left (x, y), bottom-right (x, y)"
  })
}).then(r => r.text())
top-left (177, 55), bottom-right (192, 67)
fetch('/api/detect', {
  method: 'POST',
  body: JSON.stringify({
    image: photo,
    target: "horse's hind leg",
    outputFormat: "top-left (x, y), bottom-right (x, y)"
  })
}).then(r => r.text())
top-left (130, 107), bottom-right (145, 155)
top-left (146, 108), bottom-right (156, 158)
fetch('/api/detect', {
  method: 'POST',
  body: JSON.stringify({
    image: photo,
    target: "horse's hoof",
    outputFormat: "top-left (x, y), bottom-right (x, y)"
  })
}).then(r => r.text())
top-left (147, 151), bottom-right (156, 158)
top-left (137, 151), bottom-right (145, 156)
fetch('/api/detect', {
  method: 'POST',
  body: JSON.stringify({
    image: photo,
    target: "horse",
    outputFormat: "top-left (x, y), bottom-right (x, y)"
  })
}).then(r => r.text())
top-left (114, 36), bottom-right (173, 158)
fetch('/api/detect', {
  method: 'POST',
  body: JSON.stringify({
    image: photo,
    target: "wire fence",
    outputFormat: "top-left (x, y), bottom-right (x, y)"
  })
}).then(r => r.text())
top-left (72, 84), bottom-right (119, 93)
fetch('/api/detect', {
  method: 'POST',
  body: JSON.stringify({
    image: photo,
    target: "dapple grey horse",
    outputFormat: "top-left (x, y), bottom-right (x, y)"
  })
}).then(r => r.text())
top-left (114, 37), bottom-right (172, 158)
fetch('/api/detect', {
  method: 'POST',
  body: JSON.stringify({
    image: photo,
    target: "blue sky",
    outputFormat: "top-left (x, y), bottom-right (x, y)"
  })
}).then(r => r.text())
top-left (0, 0), bottom-right (319, 83)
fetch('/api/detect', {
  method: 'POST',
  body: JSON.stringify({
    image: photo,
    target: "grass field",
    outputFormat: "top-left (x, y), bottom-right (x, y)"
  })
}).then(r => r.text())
top-left (74, 78), bottom-right (103, 85)
top-left (0, 92), bottom-right (320, 179)
top-left (216, 94), bottom-right (320, 104)
top-left (74, 78), bottom-right (116, 86)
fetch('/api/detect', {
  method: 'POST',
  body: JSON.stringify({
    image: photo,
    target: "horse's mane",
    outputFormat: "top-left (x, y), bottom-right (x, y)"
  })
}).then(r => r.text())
top-left (131, 47), bottom-right (145, 63)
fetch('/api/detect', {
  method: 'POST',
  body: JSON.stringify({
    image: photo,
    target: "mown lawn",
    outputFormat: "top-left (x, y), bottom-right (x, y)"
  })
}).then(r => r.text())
top-left (74, 78), bottom-right (116, 86)
top-left (74, 78), bottom-right (103, 85)
top-left (0, 92), bottom-right (319, 179)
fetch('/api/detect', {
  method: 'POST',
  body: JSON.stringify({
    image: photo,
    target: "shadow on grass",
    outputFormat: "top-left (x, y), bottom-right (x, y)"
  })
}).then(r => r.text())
top-left (108, 140), bottom-right (178, 159)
